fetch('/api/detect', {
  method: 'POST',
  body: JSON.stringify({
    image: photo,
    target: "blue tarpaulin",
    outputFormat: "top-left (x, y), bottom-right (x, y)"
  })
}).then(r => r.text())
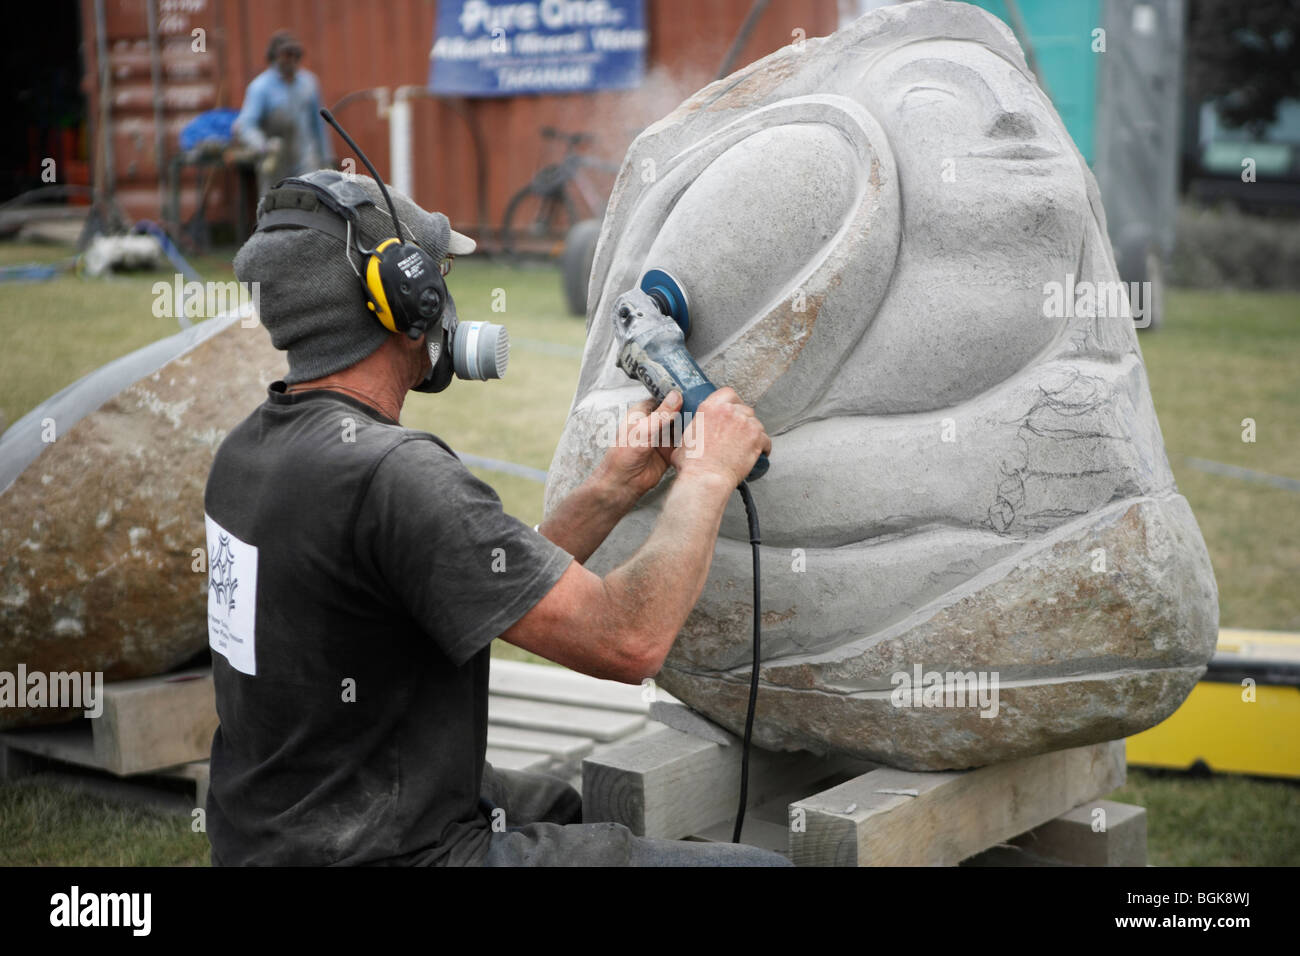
top-left (179, 109), bottom-right (241, 152)
top-left (429, 0), bottom-right (646, 97)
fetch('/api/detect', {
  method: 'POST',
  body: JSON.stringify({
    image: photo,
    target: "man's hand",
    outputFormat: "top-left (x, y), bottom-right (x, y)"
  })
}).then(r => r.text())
top-left (537, 390), bottom-right (682, 564)
top-left (504, 389), bottom-right (762, 683)
top-left (593, 390), bottom-right (684, 503)
top-left (672, 387), bottom-right (772, 487)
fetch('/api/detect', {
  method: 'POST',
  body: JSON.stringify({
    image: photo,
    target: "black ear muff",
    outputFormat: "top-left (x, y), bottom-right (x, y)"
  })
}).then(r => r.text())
top-left (365, 239), bottom-right (446, 338)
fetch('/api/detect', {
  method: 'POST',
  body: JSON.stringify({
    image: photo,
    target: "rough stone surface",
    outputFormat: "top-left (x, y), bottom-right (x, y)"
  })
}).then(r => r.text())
top-left (544, 1), bottom-right (1219, 769)
top-left (0, 319), bottom-right (284, 727)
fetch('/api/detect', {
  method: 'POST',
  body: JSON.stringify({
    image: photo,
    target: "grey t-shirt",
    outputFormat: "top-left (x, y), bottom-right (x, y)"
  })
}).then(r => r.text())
top-left (203, 383), bottom-right (572, 865)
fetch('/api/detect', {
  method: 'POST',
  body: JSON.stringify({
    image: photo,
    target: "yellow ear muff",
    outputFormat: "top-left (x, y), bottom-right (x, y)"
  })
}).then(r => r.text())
top-left (365, 238), bottom-right (401, 333)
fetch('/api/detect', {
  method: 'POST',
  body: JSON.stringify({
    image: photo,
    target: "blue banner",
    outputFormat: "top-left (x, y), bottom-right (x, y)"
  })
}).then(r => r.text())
top-left (429, 0), bottom-right (647, 97)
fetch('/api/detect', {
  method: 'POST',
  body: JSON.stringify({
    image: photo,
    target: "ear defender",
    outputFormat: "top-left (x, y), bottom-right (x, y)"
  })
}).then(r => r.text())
top-left (364, 238), bottom-right (447, 339)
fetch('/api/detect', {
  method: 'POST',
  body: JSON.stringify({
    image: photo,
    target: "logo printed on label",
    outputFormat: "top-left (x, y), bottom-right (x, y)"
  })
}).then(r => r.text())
top-left (204, 514), bottom-right (258, 676)
top-left (209, 534), bottom-right (239, 613)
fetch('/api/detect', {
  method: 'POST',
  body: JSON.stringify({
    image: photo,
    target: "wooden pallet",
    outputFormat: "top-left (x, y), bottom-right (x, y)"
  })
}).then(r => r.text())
top-left (583, 706), bottom-right (1146, 866)
top-left (0, 667), bottom-right (216, 777)
top-left (0, 660), bottom-right (675, 811)
top-left (2, 661), bottom-right (1145, 865)
top-left (0, 667), bottom-right (219, 810)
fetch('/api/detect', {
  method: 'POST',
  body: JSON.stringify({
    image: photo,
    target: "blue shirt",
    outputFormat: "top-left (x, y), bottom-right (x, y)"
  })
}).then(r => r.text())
top-left (234, 67), bottom-right (331, 175)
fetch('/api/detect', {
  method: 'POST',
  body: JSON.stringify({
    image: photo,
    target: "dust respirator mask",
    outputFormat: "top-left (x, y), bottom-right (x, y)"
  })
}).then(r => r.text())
top-left (417, 294), bottom-right (510, 393)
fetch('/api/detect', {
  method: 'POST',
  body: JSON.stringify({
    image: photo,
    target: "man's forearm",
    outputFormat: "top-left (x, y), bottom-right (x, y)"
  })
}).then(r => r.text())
top-left (598, 470), bottom-right (735, 675)
top-left (538, 463), bottom-right (640, 563)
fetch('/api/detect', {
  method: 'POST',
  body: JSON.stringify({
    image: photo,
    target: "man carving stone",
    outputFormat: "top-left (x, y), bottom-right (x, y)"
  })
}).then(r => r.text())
top-left (204, 173), bottom-right (784, 865)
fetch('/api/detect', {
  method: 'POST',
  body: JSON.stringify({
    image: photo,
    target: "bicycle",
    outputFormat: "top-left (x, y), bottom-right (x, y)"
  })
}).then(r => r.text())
top-left (500, 127), bottom-right (619, 256)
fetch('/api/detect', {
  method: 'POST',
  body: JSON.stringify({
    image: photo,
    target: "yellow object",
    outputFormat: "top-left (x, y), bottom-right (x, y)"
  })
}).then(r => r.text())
top-left (1126, 629), bottom-right (1300, 779)
top-left (365, 238), bottom-right (400, 332)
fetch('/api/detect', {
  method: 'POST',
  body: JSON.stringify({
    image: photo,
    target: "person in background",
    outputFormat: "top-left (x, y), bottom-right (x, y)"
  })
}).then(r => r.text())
top-left (234, 30), bottom-right (334, 194)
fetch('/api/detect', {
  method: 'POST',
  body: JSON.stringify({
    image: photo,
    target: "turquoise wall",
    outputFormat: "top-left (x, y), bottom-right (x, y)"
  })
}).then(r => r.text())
top-left (965, 0), bottom-right (1102, 164)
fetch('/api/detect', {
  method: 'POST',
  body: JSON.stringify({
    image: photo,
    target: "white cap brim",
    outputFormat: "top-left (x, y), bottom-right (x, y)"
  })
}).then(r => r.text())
top-left (449, 228), bottom-right (476, 255)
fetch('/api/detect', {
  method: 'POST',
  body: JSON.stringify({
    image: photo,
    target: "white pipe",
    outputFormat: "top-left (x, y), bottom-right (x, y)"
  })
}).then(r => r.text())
top-left (389, 87), bottom-right (414, 197)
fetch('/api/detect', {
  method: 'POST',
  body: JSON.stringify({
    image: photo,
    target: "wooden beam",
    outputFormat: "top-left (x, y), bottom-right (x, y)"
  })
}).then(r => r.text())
top-left (790, 739), bottom-right (1127, 866)
top-left (488, 696), bottom-right (646, 741)
top-left (94, 668), bottom-right (218, 775)
top-left (582, 726), bottom-right (862, 839)
top-left (0, 723), bottom-right (98, 771)
top-left (485, 746), bottom-right (554, 772)
top-left (986, 799), bottom-right (1148, 867)
top-left (486, 725), bottom-right (594, 760)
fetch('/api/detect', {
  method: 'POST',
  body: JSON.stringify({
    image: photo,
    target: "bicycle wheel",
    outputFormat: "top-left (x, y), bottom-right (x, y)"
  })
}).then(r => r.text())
top-left (502, 186), bottom-right (578, 256)
top-left (561, 218), bottom-right (602, 317)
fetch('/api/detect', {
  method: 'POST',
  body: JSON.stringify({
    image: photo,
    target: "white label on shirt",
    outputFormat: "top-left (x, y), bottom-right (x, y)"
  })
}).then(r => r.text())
top-left (205, 513), bottom-right (258, 676)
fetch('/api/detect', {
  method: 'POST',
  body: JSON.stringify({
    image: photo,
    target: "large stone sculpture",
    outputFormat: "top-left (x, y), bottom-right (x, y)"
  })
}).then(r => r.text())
top-left (544, 1), bottom-right (1218, 770)
top-left (0, 317), bottom-right (284, 728)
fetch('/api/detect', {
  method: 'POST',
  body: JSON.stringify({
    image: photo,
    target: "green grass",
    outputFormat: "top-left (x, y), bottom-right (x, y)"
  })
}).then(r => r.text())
top-left (0, 241), bottom-right (1296, 865)
top-left (1111, 769), bottom-right (1300, 867)
top-left (0, 245), bottom-right (240, 429)
top-left (0, 778), bottom-right (209, 866)
top-left (1139, 290), bottom-right (1300, 631)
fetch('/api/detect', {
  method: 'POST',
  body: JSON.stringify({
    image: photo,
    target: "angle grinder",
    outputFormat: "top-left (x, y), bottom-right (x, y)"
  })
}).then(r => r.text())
top-left (610, 267), bottom-right (768, 845)
top-left (610, 268), bottom-right (769, 482)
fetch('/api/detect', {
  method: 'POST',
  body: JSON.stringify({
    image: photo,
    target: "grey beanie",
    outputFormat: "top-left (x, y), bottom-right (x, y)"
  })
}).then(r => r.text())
top-left (234, 172), bottom-right (475, 384)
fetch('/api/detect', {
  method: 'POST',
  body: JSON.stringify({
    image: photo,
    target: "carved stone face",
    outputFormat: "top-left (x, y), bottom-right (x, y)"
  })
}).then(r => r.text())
top-left (545, 1), bottom-right (1217, 770)
top-left (850, 39), bottom-right (1090, 412)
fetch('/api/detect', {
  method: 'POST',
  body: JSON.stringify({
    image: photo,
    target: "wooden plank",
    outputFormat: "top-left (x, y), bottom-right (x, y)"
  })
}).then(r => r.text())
top-left (489, 696), bottom-right (646, 742)
top-left (489, 659), bottom-right (661, 713)
top-left (997, 799), bottom-right (1147, 867)
top-left (0, 723), bottom-right (100, 770)
top-left (2, 727), bottom-right (211, 816)
top-left (95, 668), bottom-right (217, 775)
top-left (790, 739), bottom-right (1127, 867)
top-left (687, 769), bottom-right (863, 852)
top-left (485, 746), bottom-right (554, 772)
top-left (486, 725), bottom-right (594, 760)
top-left (582, 726), bottom-right (862, 839)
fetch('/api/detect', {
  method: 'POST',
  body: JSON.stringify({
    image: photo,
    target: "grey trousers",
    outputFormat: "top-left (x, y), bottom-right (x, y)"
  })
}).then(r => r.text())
top-left (476, 764), bottom-right (793, 867)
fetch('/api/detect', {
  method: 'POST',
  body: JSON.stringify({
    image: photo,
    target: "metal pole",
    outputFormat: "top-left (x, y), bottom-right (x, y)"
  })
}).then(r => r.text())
top-left (146, 0), bottom-right (167, 216)
top-left (94, 0), bottom-right (115, 203)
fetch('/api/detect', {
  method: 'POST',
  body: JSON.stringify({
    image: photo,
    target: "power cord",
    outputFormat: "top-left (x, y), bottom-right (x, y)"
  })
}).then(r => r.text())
top-left (732, 480), bottom-right (761, 843)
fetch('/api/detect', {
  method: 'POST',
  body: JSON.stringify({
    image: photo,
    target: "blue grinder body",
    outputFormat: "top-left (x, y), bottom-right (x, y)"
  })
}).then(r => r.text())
top-left (612, 270), bottom-right (768, 482)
